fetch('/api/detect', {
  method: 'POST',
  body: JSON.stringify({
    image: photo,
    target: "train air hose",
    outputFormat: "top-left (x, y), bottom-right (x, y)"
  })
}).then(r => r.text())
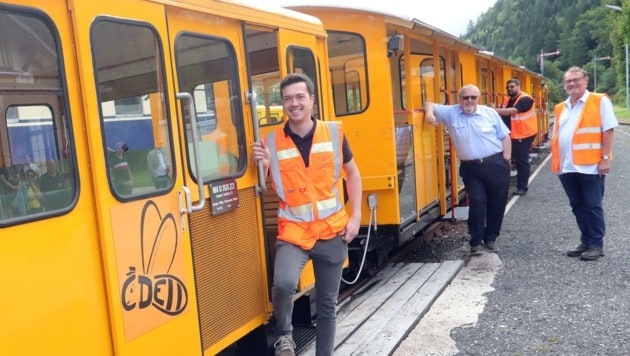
top-left (342, 193), bottom-right (377, 285)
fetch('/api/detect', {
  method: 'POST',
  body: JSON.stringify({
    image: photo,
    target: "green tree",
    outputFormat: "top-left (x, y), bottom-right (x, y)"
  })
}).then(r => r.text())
top-left (463, 0), bottom-right (627, 106)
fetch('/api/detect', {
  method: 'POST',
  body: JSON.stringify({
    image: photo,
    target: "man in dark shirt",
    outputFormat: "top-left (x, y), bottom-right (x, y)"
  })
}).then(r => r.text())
top-left (252, 73), bottom-right (362, 356)
top-left (492, 78), bottom-right (537, 195)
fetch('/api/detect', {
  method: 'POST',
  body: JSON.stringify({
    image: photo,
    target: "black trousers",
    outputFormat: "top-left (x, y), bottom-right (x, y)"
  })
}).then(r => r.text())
top-left (512, 134), bottom-right (536, 191)
top-left (460, 155), bottom-right (510, 247)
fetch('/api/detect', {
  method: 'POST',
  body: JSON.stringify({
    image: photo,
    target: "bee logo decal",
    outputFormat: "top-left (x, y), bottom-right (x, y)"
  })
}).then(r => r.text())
top-left (120, 200), bottom-right (188, 316)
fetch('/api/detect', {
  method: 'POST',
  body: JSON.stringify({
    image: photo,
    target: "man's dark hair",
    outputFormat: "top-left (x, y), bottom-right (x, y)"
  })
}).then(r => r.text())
top-left (506, 78), bottom-right (520, 87)
top-left (280, 73), bottom-right (315, 96)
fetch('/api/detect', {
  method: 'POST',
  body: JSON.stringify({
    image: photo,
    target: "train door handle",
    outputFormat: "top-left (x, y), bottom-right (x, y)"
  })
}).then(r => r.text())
top-left (247, 89), bottom-right (267, 193)
top-left (179, 186), bottom-right (193, 215)
top-left (176, 92), bottom-right (206, 212)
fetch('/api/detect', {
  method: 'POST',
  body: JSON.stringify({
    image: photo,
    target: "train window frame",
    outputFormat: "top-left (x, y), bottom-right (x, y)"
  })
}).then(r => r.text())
top-left (400, 54), bottom-right (447, 109)
top-left (479, 68), bottom-right (489, 104)
top-left (326, 31), bottom-right (369, 117)
top-left (286, 45), bottom-right (321, 120)
top-left (0, 6), bottom-right (78, 225)
top-left (91, 17), bottom-right (175, 200)
top-left (174, 31), bottom-right (246, 184)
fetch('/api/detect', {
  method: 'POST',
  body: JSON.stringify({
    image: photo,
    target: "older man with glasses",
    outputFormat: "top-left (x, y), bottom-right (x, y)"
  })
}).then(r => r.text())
top-left (552, 66), bottom-right (618, 261)
top-left (424, 84), bottom-right (511, 255)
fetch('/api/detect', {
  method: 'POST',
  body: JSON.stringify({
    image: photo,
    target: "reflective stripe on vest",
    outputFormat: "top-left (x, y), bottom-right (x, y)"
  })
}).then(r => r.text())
top-left (551, 93), bottom-right (604, 172)
top-left (505, 93), bottom-right (538, 139)
top-left (267, 121), bottom-right (343, 223)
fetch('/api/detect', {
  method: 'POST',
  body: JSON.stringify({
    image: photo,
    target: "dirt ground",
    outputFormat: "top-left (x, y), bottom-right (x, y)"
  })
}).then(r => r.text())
top-left (406, 221), bottom-right (471, 263)
top-left (407, 145), bottom-right (550, 264)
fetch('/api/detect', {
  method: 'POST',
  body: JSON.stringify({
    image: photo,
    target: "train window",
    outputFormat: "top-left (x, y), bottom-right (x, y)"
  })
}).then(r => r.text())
top-left (326, 31), bottom-right (368, 116)
top-left (175, 34), bottom-right (244, 182)
top-left (245, 25), bottom-right (283, 131)
top-left (403, 56), bottom-right (447, 107)
top-left (480, 68), bottom-right (488, 104)
top-left (0, 8), bottom-right (77, 223)
top-left (92, 19), bottom-right (174, 198)
top-left (114, 97), bottom-right (143, 115)
top-left (287, 46), bottom-right (321, 120)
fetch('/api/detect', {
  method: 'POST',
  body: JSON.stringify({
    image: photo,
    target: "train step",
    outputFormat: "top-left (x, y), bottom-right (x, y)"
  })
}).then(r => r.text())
top-left (298, 260), bottom-right (464, 355)
top-left (441, 206), bottom-right (470, 221)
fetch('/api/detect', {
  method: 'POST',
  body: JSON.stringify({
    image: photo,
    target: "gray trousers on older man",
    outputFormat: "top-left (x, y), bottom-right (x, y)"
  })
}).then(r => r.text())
top-left (272, 235), bottom-right (347, 356)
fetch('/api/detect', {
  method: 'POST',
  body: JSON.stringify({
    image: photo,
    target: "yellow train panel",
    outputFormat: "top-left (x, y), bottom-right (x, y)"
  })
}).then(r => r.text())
top-left (189, 189), bottom-right (269, 354)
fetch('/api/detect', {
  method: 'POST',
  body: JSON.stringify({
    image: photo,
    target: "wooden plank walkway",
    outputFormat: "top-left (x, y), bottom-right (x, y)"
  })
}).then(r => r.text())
top-left (300, 260), bottom-right (464, 355)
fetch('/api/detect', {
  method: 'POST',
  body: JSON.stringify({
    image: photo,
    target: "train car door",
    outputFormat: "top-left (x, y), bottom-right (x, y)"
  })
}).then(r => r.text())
top-left (0, 1), bottom-right (115, 353)
top-left (68, 0), bottom-right (202, 354)
top-left (248, 23), bottom-right (325, 289)
top-left (164, 5), bottom-right (273, 355)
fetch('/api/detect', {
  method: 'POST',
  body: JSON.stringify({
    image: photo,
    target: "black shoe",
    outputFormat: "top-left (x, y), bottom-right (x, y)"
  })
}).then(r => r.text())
top-left (470, 244), bottom-right (483, 256)
top-left (484, 240), bottom-right (500, 253)
top-left (512, 189), bottom-right (527, 196)
top-left (567, 244), bottom-right (588, 257)
top-left (580, 247), bottom-right (604, 261)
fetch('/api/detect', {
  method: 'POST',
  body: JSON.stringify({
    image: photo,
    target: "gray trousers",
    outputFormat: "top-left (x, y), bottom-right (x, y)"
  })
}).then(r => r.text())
top-left (272, 235), bottom-right (347, 356)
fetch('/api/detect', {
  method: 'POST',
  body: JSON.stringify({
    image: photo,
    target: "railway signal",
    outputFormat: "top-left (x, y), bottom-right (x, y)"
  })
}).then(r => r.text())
top-left (539, 49), bottom-right (560, 76)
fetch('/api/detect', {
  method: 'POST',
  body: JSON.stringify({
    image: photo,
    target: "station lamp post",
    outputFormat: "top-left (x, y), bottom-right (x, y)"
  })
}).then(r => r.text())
top-left (605, 4), bottom-right (629, 110)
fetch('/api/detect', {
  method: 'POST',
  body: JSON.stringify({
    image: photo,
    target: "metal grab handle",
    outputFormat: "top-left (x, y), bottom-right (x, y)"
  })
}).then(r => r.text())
top-left (178, 186), bottom-right (192, 215)
top-left (176, 92), bottom-right (205, 212)
top-left (247, 90), bottom-right (267, 193)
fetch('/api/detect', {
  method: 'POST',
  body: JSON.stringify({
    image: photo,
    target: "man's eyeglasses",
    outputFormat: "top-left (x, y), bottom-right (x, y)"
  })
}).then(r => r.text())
top-left (461, 96), bottom-right (478, 101)
top-left (564, 77), bottom-right (584, 85)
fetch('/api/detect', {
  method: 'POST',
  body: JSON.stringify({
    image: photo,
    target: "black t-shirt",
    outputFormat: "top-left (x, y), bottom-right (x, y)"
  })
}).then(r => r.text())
top-left (282, 118), bottom-right (353, 167)
top-left (501, 95), bottom-right (535, 130)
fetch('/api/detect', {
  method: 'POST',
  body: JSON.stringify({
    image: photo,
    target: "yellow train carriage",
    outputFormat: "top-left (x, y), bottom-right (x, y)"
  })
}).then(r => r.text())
top-left (287, 4), bottom-right (549, 273)
top-left (0, 0), bottom-right (336, 354)
top-left (475, 52), bottom-right (549, 148)
top-left (286, 5), bottom-right (480, 268)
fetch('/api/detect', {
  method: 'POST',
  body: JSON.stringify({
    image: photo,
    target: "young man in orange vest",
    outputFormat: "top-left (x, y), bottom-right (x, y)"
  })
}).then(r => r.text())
top-left (492, 78), bottom-right (538, 195)
top-left (252, 73), bottom-right (362, 356)
top-left (552, 66), bottom-right (618, 261)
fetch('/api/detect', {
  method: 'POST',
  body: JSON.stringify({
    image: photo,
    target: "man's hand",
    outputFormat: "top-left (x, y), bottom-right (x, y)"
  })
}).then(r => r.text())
top-left (598, 159), bottom-right (611, 176)
top-left (341, 215), bottom-right (361, 243)
top-left (423, 102), bottom-right (438, 126)
top-left (252, 139), bottom-right (270, 174)
top-left (425, 112), bottom-right (438, 126)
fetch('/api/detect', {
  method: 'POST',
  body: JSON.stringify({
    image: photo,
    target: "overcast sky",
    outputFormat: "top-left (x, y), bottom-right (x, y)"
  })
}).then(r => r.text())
top-left (267, 0), bottom-right (498, 37)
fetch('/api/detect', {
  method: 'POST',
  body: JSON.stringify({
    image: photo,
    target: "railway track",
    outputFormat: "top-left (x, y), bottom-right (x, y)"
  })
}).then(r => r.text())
top-left (337, 219), bottom-right (448, 302)
top-left (338, 142), bottom-right (551, 302)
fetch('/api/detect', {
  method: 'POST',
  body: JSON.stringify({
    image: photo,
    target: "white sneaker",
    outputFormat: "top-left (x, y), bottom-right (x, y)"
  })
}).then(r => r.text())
top-left (274, 335), bottom-right (296, 356)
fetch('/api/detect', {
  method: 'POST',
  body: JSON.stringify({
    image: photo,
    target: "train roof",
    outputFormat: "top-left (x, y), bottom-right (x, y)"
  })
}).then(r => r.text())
top-left (150, 0), bottom-right (326, 35)
top-left (279, 1), bottom-right (544, 79)
top-left (280, 1), bottom-right (480, 48)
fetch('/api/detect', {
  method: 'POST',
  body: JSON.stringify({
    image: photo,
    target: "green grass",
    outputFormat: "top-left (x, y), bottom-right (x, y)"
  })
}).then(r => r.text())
top-left (613, 106), bottom-right (630, 124)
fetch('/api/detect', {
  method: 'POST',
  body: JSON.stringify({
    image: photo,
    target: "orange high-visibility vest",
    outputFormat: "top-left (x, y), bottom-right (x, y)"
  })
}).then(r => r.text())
top-left (266, 121), bottom-right (348, 250)
top-left (551, 93), bottom-right (605, 173)
top-left (502, 93), bottom-right (538, 139)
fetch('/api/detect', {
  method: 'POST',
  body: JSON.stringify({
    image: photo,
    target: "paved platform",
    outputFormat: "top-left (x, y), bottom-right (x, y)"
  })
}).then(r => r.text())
top-left (299, 260), bottom-right (463, 355)
top-left (398, 126), bottom-right (630, 355)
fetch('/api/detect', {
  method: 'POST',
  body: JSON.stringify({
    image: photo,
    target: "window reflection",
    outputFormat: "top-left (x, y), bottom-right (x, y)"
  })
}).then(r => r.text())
top-left (0, 10), bottom-right (77, 222)
top-left (92, 19), bottom-right (173, 198)
top-left (176, 34), bottom-right (244, 183)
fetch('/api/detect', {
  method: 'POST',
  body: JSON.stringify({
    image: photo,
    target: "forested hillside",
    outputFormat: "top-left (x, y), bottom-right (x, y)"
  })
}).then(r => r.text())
top-left (463, 0), bottom-right (629, 105)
